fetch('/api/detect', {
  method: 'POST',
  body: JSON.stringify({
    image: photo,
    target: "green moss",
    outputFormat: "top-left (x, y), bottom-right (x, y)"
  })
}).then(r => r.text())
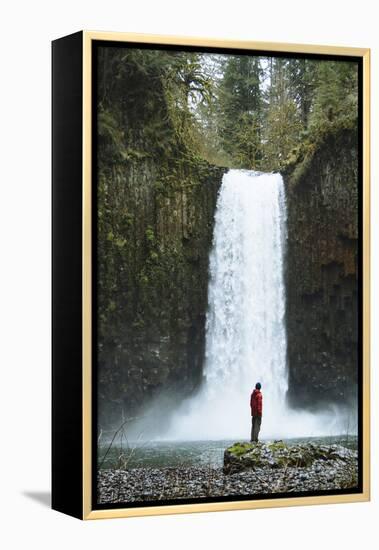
top-left (145, 226), bottom-right (155, 243)
top-left (115, 237), bottom-right (127, 248)
top-left (268, 440), bottom-right (287, 451)
top-left (227, 442), bottom-right (255, 457)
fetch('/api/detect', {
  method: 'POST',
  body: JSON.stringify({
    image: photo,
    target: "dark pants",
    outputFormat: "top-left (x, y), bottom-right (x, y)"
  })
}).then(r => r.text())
top-left (251, 416), bottom-right (262, 442)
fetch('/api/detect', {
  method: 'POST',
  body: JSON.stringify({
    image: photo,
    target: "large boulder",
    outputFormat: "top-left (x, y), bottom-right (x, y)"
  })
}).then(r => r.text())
top-left (223, 440), bottom-right (356, 474)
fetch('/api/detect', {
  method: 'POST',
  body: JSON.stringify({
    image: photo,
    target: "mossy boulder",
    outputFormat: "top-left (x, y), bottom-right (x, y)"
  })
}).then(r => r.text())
top-left (223, 441), bottom-right (352, 474)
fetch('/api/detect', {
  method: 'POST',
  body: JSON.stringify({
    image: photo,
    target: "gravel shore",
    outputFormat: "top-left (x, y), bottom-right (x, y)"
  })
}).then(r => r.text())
top-left (98, 452), bottom-right (358, 504)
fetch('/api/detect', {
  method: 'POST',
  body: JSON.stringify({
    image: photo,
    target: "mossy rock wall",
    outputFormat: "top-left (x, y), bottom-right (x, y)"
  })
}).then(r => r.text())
top-left (284, 129), bottom-right (359, 409)
top-left (97, 153), bottom-right (224, 429)
top-left (95, 48), bottom-right (228, 431)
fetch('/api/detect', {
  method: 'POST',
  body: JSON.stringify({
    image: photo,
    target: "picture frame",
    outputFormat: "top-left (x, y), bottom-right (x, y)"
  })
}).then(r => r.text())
top-left (52, 30), bottom-right (370, 520)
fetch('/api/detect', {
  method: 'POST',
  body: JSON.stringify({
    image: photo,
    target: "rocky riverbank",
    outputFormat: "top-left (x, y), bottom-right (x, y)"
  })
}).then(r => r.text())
top-left (97, 441), bottom-right (358, 504)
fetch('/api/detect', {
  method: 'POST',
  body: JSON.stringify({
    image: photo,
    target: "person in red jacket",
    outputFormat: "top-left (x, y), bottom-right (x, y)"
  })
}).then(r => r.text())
top-left (250, 382), bottom-right (263, 442)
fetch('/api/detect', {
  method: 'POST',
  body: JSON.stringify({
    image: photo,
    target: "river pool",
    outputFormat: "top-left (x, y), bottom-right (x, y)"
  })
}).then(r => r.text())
top-left (98, 435), bottom-right (358, 469)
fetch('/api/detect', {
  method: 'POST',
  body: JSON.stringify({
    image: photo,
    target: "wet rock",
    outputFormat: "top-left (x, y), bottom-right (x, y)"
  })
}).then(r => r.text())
top-left (223, 440), bottom-right (357, 475)
top-left (284, 129), bottom-right (359, 409)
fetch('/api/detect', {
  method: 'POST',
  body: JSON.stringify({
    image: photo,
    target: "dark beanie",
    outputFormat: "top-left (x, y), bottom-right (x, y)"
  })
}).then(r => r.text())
top-left (255, 382), bottom-right (261, 390)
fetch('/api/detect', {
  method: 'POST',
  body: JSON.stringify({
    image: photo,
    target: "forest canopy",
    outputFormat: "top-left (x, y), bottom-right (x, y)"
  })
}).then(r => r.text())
top-left (98, 47), bottom-right (359, 172)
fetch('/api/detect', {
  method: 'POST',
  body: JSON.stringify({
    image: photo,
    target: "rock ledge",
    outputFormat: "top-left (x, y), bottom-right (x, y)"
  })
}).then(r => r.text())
top-left (223, 440), bottom-right (357, 475)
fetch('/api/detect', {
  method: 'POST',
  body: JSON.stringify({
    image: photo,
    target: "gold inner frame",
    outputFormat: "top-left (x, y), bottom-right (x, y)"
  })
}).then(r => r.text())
top-left (82, 31), bottom-right (371, 520)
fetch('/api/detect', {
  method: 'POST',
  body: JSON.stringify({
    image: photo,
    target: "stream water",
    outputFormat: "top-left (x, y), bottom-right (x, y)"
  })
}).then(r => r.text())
top-left (98, 436), bottom-right (358, 469)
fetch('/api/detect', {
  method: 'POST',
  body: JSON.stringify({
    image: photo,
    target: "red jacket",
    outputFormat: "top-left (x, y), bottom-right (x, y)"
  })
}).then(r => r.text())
top-left (250, 389), bottom-right (262, 417)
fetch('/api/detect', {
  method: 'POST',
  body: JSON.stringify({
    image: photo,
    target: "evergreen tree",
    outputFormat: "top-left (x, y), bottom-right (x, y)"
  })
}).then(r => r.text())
top-left (217, 55), bottom-right (263, 168)
top-left (286, 58), bottom-right (317, 126)
top-left (309, 61), bottom-right (358, 134)
top-left (261, 58), bottom-right (304, 170)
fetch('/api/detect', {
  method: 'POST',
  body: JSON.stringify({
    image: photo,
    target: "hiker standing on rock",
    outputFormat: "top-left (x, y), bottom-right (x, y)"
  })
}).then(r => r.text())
top-left (250, 382), bottom-right (263, 442)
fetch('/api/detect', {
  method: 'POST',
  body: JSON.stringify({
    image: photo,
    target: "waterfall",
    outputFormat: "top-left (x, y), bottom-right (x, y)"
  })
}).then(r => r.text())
top-left (165, 169), bottom-right (354, 441)
top-left (203, 170), bottom-right (288, 414)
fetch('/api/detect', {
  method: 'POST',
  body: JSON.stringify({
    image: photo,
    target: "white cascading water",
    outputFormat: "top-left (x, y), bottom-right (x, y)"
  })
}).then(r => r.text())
top-left (203, 169), bottom-right (288, 420)
top-left (166, 169), bottom-right (354, 441)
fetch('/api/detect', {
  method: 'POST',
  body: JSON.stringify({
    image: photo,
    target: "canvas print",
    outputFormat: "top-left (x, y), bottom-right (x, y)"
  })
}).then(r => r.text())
top-left (94, 43), bottom-right (361, 507)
